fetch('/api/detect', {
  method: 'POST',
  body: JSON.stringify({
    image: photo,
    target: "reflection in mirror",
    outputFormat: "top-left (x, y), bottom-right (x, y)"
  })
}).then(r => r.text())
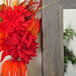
top-left (63, 9), bottom-right (76, 76)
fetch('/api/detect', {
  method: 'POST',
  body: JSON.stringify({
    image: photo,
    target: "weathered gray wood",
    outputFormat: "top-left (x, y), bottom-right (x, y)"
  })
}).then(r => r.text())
top-left (41, 3), bottom-right (64, 76)
top-left (62, 4), bottom-right (76, 9)
top-left (60, 0), bottom-right (76, 5)
top-left (42, 0), bottom-right (76, 76)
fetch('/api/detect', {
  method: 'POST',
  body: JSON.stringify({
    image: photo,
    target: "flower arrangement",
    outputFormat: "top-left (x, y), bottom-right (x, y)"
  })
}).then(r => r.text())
top-left (0, 0), bottom-right (41, 64)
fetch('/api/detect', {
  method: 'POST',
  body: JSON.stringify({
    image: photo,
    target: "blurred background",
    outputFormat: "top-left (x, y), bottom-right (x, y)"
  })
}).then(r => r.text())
top-left (64, 9), bottom-right (76, 76)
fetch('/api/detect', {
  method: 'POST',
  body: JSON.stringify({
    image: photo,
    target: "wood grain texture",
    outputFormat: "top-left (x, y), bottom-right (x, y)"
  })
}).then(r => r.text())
top-left (60, 0), bottom-right (76, 5)
top-left (41, 2), bottom-right (64, 76)
top-left (41, 0), bottom-right (76, 76)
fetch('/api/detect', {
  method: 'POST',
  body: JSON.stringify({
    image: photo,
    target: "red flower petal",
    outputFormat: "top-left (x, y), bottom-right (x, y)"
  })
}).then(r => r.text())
top-left (0, 3), bottom-right (40, 63)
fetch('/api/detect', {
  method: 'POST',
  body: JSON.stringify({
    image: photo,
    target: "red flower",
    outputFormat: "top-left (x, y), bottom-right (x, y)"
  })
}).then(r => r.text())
top-left (1, 31), bottom-right (38, 64)
top-left (0, 5), bottom-right (40, 64)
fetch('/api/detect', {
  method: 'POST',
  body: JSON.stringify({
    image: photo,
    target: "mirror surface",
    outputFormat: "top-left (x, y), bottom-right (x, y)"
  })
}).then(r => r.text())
top-left (63, 9), bottom-right (76, 76)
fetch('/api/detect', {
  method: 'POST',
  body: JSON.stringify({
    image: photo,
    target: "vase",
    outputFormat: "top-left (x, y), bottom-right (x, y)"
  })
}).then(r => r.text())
top-left (1, 60), bottom-right (27, 76)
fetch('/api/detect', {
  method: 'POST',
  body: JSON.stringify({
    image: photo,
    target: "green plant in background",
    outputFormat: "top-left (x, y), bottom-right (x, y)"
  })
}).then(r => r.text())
top-left (64, 29), bottom-right (74, 40)
top-left (64, 29), bottom-right (76, 72)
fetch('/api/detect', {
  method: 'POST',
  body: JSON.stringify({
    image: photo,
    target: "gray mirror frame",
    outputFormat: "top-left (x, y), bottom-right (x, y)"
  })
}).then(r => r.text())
top-left (42, 0), bottom-right (76, 76)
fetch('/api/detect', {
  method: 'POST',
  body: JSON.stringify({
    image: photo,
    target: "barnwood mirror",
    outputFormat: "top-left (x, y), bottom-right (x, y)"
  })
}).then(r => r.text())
top-left (0, 0), bottom-right (76, 76)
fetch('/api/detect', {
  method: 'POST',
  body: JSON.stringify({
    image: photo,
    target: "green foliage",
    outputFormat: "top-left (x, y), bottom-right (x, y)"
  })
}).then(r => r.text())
top-left (0, 4), bottom-right (5, 22)
top-left (64, 29), bottom-right (76, 72)
top-left (64, 29), bottom-right (74, 40)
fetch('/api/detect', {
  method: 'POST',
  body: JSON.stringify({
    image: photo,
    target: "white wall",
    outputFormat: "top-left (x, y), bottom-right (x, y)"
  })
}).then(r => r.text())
top-left (63, 9), bottom-right (76, 76)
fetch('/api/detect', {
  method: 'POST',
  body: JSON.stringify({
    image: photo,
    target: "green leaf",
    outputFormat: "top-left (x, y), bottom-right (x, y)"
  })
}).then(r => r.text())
top-left (0, 4), bottom-right (6, 22)
top-left (64, 28), bottom-right (76, 72)
top-left (64, 56), bottom-right (68, 63)
top-left (64, 29), bottom-right (74, 40)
